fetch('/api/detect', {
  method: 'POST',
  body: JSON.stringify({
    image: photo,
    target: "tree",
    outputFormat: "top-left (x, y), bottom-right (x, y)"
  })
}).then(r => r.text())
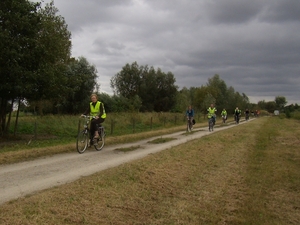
top-left (206, 74), bottom-right (228, 111)
top-left (110, 62), bottom-right (142, 98)
top-left (0, 0), bottom-right (72, 135)
top-left (0, 0), bottom-right (42, 134)
top-left (25, 0), bottom-right (71, 111)
top-left (59, 57), bottom-right (98, 114)
top-left (172, 87), bottom-right (190, 113)
top-left (275, 96), bottom-right (287, 111)
top-left (111, 62), bottom-right (178, 112)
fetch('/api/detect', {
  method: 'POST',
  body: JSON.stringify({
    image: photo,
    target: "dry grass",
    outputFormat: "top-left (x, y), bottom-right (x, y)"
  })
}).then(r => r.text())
top-left (0, 117), bottom-right (299, 224)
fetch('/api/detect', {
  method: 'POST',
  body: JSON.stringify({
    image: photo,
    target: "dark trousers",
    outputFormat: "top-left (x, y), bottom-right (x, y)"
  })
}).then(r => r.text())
top-left (90, 118), bottom-right (105, 138)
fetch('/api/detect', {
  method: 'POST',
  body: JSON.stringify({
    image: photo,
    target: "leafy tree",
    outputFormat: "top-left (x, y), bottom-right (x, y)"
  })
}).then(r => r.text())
top-left (59, 57), bottom-right (98, 114)
top-left (172, 87), bottom-right (190, 113)
top-left (0, 0), bottom-right (71, 135)
top-left (265, 101), bottom-right (276, 113)
top-left (0, 0), bottom-right (42, 134)
top-left (153, 70), bottom-right (178, 112)
top-left (206, 74), bottom-right (228, 111)
top-left (111, 62), bottom-right (178, 112)
top-left (194, 85), bottom-right (210, 113)
top-left (25, 1), bottom-right (71, 113)
top-left (110, 62), bottom-right (142, 98)
top-left (275, 96), bottom-right (287, 111)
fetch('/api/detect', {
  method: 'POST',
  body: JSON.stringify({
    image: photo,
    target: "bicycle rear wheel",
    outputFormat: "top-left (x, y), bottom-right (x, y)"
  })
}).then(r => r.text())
top-left (76, 130), bottom-right (88, 154)
top-left (94, 128), bottom-right (105, 151)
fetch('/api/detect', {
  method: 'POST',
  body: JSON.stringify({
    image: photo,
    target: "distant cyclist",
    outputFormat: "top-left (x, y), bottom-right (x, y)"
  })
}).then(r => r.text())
top-left (221, 108), bottom-right (227, 123)
top-left (186, 105), bottom-right (194, 130)
top-left (245, 108), bottom-right (250, 121)
top-left (207, 103), bottom-right (217, 126)
top-left (234, 107), bottom-right (241, 124)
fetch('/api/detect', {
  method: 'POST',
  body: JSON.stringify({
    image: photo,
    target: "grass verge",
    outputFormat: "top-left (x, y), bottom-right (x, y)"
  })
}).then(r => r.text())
top-left (0, 117), bottom-right (299, 224)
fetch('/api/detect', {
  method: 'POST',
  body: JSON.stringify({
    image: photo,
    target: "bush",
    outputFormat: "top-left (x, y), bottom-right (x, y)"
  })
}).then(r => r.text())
top-left (291, 111), bottom-right (300, 120)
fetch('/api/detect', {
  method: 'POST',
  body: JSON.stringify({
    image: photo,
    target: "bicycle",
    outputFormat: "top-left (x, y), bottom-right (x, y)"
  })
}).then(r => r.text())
top-left (76, 115), bottom-right (105, 154)
top-left (186, 117), bottom-right (193, 132)
top-left (208, 117), bottom-right (214, 132)
top-left (234, 114), bottom-right (240, 124)
top-left (222, 115), bottom-right (227, 123)
top-left (245, 113), bottom-right (249, 121)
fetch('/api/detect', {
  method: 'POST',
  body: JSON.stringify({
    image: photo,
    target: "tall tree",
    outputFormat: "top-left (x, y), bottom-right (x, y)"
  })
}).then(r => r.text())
top-left (60, 57), bottom-right (98, 114)
top-left (0, 0), bottom-right (41, 134)
top-left (275, 96), bottom-right (287, 110)
top-left (110, 61), bottom-right (142, 98)
top-left (25, 0), bottom-right (71, 109)
top-left (111, 62), bottom-right (178, 112)
top-left (206, 74), bottom-right (228, 111)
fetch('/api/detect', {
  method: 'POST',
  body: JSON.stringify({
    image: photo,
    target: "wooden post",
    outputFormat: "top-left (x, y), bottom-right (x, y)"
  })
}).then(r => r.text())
top-left (34, 121), bottom-right (37, 139)
top-left (110, 119), bottom-right (114, 135)
top-left (132, 118), bottom-right (135, 133)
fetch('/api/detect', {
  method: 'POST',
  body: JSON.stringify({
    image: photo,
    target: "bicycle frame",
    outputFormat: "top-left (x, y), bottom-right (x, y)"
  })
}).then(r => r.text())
top-left (186, 118), bottom-right (192, 132)
top-left (76, 115), bottom-right (105, 154)
top-left (208, 117), bottom-right (214, 132)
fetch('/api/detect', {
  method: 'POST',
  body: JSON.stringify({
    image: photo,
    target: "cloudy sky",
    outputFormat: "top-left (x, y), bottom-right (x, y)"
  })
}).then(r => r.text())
top-left (38, 0), bottom-right (300, 104)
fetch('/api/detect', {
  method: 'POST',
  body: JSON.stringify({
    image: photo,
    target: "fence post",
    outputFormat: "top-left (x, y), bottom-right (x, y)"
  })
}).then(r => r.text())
top-left (110, 118), bottom-right (114, 135)
top-left (150, 117), bottom-right (153, 130)
top-left (174, 115), bottom-right (177, 125)
top-left (34, 121), bottom-right (37, 139)
top-left (132, 118), bottom-right (135, 133)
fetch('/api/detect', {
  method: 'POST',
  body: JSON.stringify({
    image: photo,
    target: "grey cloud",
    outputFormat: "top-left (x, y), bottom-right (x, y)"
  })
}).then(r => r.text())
top-left (259, 0), bottom-right (300, 23)
top-left (37, 0), bottom-right (300, 104)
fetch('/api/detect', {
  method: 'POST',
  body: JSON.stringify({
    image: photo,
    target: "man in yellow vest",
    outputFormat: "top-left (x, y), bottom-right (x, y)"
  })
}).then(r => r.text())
top-left (82, 93), bottom-right (106, 142)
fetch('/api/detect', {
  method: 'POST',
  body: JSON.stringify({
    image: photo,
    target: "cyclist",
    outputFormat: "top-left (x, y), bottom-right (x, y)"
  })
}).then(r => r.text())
top-left (234, 107), bottom-right (241, 124)
top-left (245, 108), bottom-right (250, 121)
top-left (81, 93), bottom-right (106, 144)
top-left (186, 105), bottom-right (194, 130)
top-left (221, 108), bottom-right (227, 123)
top-left (207, 103), bottom-right (217, 128)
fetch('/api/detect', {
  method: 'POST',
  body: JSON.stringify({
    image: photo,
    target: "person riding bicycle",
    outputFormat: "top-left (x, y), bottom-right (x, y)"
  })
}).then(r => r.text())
top-left (234, 107), bottom-right (241, 124)
top-left (81, 94), bottom-right (106, 143)
top-left (221, 108), bottom-right (227, 123)
top-left (207, 103), bottom-right (217, 125)
top-left (186, 105), bottom-right (194, 130)
top-left (245, 108), bottom-right (250, 120)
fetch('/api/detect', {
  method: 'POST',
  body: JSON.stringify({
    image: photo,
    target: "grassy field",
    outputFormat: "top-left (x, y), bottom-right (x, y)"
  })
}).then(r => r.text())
top-left (0, 116), bottom-right (299, 224)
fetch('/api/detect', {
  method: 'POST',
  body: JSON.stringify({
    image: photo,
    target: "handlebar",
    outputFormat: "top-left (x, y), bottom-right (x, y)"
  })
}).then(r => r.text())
top-left (81, 115), bottom-right (96, 119)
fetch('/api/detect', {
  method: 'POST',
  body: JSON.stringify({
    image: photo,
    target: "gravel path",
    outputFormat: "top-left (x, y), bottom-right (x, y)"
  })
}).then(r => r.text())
top-left (0, 122), bottom-right (245, 205)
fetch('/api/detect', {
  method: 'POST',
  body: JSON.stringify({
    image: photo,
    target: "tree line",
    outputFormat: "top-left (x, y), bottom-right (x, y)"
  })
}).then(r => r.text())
top-left (1, 1), bottom-right (297, 137)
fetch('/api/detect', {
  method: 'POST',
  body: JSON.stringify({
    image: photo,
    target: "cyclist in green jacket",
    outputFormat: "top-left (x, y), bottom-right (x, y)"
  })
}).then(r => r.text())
top-left (82, 93), bottom-right (106, 141)
top-left (207, 103), bottom-right (217, 125)
top-left (221, 109), bottom-right (227, 123)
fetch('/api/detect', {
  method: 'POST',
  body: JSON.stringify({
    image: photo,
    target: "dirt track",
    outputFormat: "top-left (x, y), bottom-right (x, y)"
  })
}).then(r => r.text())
top-left (0, 121), bottom-right (247, 205)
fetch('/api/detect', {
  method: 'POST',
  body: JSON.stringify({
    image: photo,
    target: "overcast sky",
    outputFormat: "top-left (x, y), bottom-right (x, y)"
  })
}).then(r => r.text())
top-left (38, 0), bottom-right (300, 104)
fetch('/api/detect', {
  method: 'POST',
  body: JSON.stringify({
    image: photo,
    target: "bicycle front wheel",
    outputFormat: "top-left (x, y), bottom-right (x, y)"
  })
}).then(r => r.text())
top-left (94, 130), bottom-right (105, 151)
top-left (76, 130), bottom-right (88, 154)
top-left (186, 122), bottom-right (191, 132)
